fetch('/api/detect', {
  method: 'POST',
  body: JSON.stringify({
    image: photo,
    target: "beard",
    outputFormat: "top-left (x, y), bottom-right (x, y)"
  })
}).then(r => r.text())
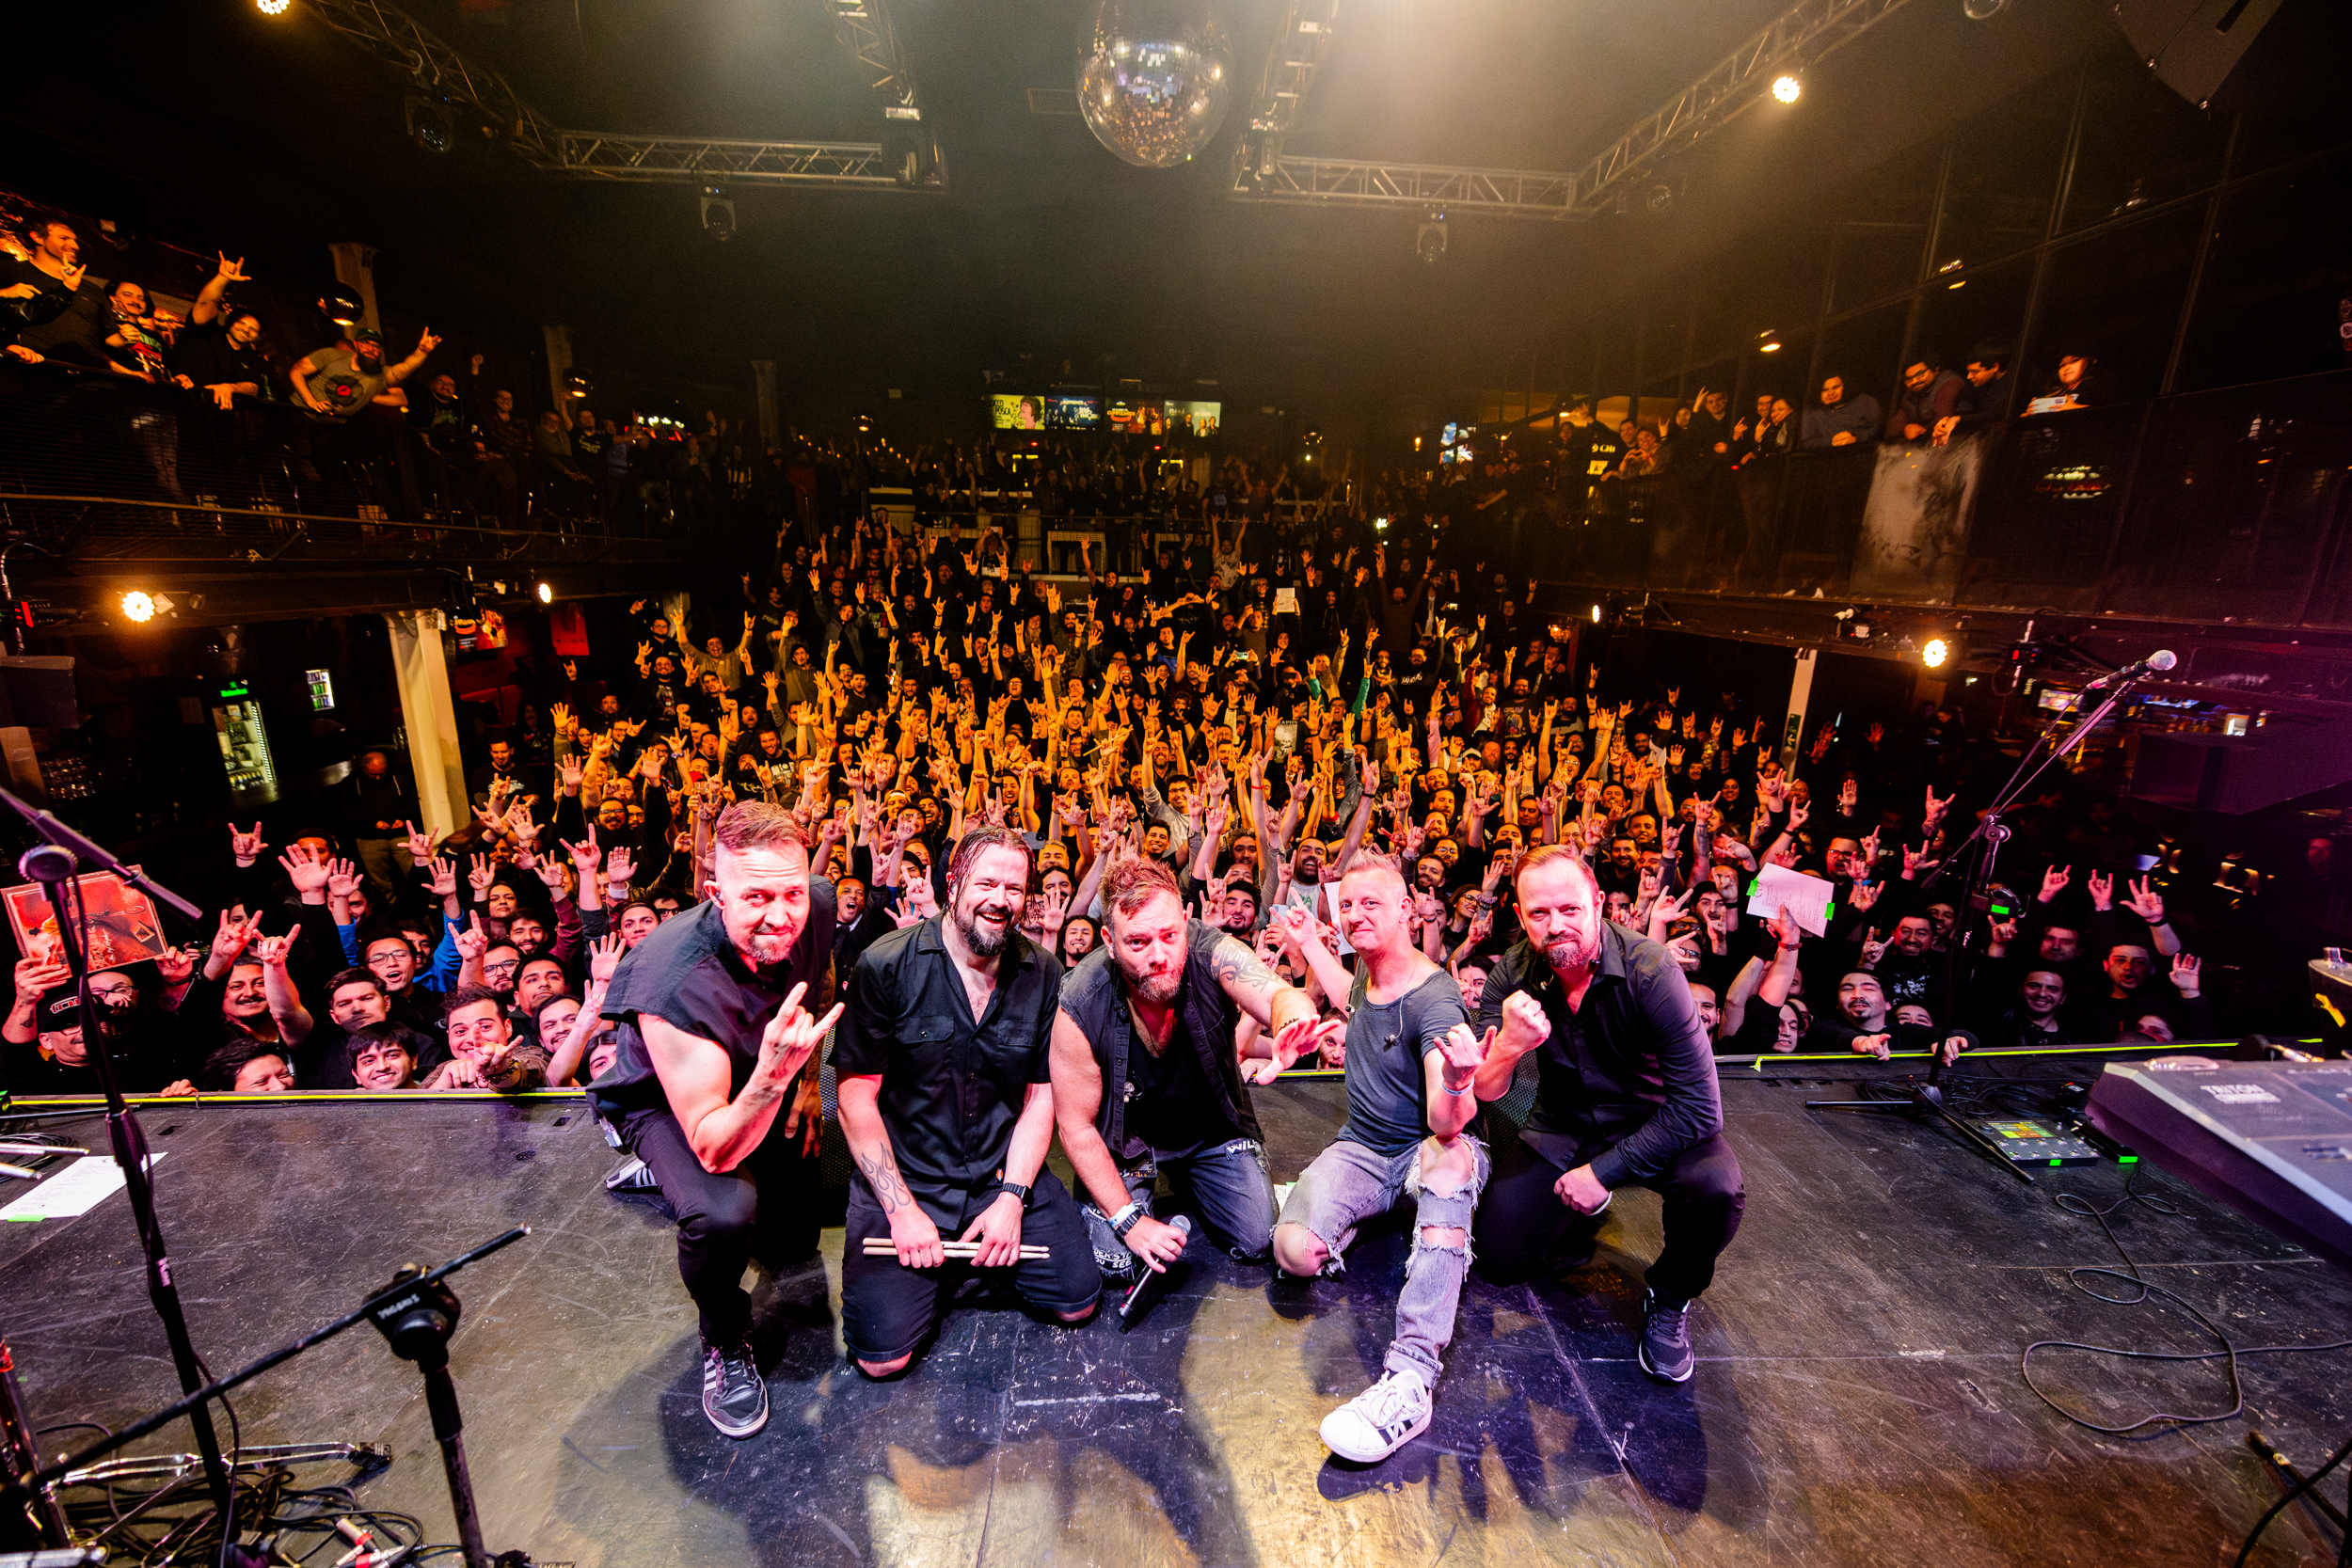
top-left (955, 896), bottom-right (1018, 958)
top-left (1540, 927), bottom-right (1601, 972)
top-left (1119, 952), bottom-right (1185, 1006)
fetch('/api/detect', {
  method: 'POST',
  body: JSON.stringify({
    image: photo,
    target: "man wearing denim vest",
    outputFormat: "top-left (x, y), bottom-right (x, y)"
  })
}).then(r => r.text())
top-left (1050, 859), bottom-right (1323, 1284)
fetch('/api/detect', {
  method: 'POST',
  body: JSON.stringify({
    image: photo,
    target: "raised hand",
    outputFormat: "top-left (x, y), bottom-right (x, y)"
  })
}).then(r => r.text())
top-left (427, 856), bottom-right (458, 898)
top-left (12, 954), bottom-right (72, 999)
top-left (605, 845), bottom-right (636, 889)
top-left (1766, 906), bottom-right (1801, 949)
top-left (1858, 927), bottom-right (1889, 968)
top-left (251, 926), bottom-right (301, 971)
top-left (230, 821), bottom-right (268, 866)
top-left (2122, 875), bottom-right (2166, 926)
top-left (2169, 952), bottom-right (2201, 997)
top-left (278, 845), bottom-right (331, 896)
top-left (453, 911), bottom-right (489, 964)
top-left (325, 858), bottom-right (363, 902)
top-left (468, 854), bottom-right (495, 900)
top-left (1848, 879), bottom-right (1883, 913)
top-left (210, 910), bottom-right (262, 967)
top-left (1496, 990), bottom-right (1552, 1055)
top-left (2086, 868), bottom-right (2114, 911)
top-left (403, 820), bottom-right (435, 863)
top-left (1435, 1021), bottom-right (1487, 1093)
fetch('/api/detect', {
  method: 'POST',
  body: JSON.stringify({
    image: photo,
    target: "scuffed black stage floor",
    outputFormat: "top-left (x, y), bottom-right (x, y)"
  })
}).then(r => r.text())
top-left (4, 1069), bottom-right (2349, 1567)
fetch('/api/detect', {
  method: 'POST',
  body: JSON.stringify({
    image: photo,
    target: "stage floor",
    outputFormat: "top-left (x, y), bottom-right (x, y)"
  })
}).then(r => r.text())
top-left (4, 1067), bottom-right (2349, 1567)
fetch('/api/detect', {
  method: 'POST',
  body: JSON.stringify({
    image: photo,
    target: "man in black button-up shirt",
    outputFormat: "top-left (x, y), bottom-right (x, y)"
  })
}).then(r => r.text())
top-left (1468, 846), bottom-right (1744, 1383)
top-left (834, 827), bottom-right (1099, 1376)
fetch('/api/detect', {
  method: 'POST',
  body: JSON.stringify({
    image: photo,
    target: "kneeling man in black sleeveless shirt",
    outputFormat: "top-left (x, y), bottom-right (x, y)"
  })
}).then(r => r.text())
top-left (593, 804), bottom-right (841, 1440)
top-left (1050, 860), bottom-right (1324, 1284)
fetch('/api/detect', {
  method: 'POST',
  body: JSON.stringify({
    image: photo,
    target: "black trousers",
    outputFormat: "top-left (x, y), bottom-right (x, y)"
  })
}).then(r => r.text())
top-left (1472, 1128), bottom-right (1745, 1304)
top-left (624, 1105), bottom-right (823, 1346)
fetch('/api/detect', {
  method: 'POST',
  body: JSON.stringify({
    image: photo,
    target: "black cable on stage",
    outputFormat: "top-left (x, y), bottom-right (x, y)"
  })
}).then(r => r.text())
top-left (2229, 1431), bottom-right (2352, 1568)
top-left (2020, 1172), bottom-right (2352, 1437)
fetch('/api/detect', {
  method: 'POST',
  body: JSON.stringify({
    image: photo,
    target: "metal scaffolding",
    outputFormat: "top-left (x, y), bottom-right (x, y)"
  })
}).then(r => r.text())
top-left (827, 0), bottom-right (946, 188)
top-left (304, 0), bottom-right (938, 193)
top-left (1230, 0), bottom-right (1341, 188)
top-left (1230, 0), bottom-right (1916, 220)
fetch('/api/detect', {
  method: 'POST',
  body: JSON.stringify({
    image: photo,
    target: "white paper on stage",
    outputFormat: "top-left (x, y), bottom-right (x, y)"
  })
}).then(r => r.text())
top-left (1744, 864), bottom-right (1836, 937)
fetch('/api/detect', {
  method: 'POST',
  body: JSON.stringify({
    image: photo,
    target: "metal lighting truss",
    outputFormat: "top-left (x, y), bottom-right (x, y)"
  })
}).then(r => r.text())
top-left (1230, 0), bottom-right (1341, 186)
top-left (827, 0), bottom-right (946, 187)
top-left (303, 0), bottom-right (939, 192)
top-left (1232, 0), bottom-right (1915, 220)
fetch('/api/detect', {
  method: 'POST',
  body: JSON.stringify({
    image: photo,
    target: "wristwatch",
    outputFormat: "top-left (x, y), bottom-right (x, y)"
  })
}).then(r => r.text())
top-left (1109, 1200), bottom-right (1144, 1238)
top-left (995, 1180), bottom-right (1032, 1204)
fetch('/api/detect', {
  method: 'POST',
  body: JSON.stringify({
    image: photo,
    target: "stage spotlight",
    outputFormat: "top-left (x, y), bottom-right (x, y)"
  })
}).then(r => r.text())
top-left (1416, 216), bottom-right (1448, 265)
top-left (1590, 603), bottom-right (1602, 624)
top-left (1645, 183), bottom-right (1674, 214)
top-left (535, 581), bottom-right (553, 605)
top-left (404, 95), bottom-right (454, 156)
top-left (1962, 0), bottom-right (2008, 17)
top-left (1922, 637), bottom-right (1950, 669)
top-left (699, 182), bottom-right (736, 242)
top-left (256, 0), bottom-right (292, 12)
top-left (1772, 73), bottom-right (1803, 104)
top-left (120, 591), bottom-right (156, 624)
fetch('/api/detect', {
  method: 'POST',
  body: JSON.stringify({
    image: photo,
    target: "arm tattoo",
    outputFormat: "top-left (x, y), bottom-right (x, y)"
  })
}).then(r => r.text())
top-left (1213, 938), bottom-right (1280, 999)
top-left (856, 1144), bottom-right (916, 1216)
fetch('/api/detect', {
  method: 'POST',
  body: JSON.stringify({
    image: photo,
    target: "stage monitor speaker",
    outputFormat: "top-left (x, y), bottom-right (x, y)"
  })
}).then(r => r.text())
top-left (0, 657), bottom-right (78, 730)
top-left (2112, 0), bottom-right (2352, 117)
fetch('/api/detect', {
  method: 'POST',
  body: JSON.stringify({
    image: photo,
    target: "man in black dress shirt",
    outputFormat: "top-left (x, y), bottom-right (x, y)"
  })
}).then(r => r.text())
top-left (1469, 844), bottom-right (1743, 1385)
top-left (593, 803), bottom-right (840, 1439)
top-left (834, 826), bottom-right (1099, 1378)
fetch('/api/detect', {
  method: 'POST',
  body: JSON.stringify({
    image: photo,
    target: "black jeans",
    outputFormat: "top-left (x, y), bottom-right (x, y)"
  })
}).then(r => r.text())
top-left (1472, 1128), bottom-right (1744, 1303)
top-left (624, 1104), bottom-right (822, 1346)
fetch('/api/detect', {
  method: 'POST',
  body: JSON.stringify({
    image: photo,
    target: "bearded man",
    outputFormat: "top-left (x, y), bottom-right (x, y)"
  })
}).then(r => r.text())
top-left (593, 802), bottom-right (841, 1438)
top-left (834, 826), bottom-right (1101, 1379)
top-left (1467, 845), bottom-right (1743, 1386)
top-left (1049, 859), bottom-right (1323, 1286)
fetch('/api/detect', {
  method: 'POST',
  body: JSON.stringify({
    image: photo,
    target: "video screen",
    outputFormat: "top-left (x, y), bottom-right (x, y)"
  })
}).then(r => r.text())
top-left (1104, 400), bottom-right (1162, 436)
top-left (1439, 420), bottom-right (1475, 465)
top-left (988, 393), bottom-right (1047, 431)
top-left (1162, 400), bottom-right (1221, 436)
top-left (1045, 393), bottom-right (1103, 430)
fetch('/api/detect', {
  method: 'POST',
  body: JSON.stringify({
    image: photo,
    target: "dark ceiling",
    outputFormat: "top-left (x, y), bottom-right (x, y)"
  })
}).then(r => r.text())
top-left (6, 0), bottom-right (2122, 435)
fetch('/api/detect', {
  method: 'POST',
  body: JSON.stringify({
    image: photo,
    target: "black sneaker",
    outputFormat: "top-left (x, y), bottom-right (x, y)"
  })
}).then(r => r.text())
top-left (1637, 1289), bottom-right (1694, 1384)
top-left (700, 1338), bottom-right (770, 1438)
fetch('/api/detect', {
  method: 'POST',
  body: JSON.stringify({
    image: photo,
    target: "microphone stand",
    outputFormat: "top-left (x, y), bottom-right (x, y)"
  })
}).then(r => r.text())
top-left (0, 786), bottom-right (237, 1558)
top-left (1805, 668), bottom-right (2156, 1181)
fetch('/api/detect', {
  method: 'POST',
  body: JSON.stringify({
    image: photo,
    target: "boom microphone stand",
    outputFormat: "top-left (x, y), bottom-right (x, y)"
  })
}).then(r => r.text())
top-left (1806, 657), bottom-right (2169, 1180)
top-left (0, 787), bottom-right (238, 1556)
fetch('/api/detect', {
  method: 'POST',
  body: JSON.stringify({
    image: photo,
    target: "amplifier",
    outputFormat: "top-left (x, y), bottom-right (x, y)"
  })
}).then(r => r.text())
top-left (2085, 1058), bottom-right (2352, 1272)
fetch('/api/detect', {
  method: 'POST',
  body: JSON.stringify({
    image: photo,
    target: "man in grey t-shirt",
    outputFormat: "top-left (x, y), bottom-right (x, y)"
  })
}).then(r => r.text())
top-left (289, 325), bottom-right (438, 420)
top-left (1270, 851), bottom-right (1488, 1465)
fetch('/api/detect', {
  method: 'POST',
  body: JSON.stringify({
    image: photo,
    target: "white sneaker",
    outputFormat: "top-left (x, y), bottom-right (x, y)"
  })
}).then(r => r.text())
top-left (1319, 1367), bottom-right (1432, 1463)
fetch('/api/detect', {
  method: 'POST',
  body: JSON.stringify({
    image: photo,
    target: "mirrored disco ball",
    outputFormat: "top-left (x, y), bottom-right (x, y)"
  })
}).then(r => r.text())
top-left (1075, 0), bottom-right (1232, 169)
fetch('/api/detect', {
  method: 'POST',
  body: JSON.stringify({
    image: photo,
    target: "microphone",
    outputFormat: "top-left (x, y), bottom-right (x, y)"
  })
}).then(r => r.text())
top-left (2086, 649), bottom-right (2177, 689)
top-left (1117, 1212), bottom-right (1192, 1322)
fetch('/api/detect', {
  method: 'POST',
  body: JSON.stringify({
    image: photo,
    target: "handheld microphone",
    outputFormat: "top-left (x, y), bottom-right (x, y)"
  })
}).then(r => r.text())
top-left (1118, 1212), bottom-right (1192, 1321)
top-left (2085, 649), bottom-right (2177, 689)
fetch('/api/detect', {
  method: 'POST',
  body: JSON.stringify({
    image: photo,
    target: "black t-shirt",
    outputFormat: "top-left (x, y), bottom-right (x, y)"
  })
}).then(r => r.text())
top-left (590, 887), bottom-right (837, 1121)
top-left (297, 1020), bottom-right (445, 1090)
top-left (1123, 1015), bottom-right (1236, 1157)
top-left (174, 319), bottom-right (272, 401)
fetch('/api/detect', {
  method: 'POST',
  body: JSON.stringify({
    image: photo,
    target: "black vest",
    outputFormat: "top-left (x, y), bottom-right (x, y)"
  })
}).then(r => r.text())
top-left (1057, 917), bottom-right (1263, 1155)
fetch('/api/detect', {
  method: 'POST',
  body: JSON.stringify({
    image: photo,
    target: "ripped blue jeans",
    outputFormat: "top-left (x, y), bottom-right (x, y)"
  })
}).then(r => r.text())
top-left (1278, 1133), bottom-right (1490, 1382)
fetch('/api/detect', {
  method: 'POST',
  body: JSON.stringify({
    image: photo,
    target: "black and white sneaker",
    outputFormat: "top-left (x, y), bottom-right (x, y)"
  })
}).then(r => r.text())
top-left (700, 1338), bottom-right (770, 1438)
top-left (603, 1156), bottom-right (660, 1194)
top-left (1319, 1367), bottom-right (1433, 1463)
top-left (1637, 1289), bottom-right (1695, 1384)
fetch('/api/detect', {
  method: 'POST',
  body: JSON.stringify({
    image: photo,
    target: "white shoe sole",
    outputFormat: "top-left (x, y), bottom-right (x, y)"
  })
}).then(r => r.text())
top-left (1638, 1341), bottom-right (1694, 1384)
top-left (1321, 1405), bottom-right (1431, 1464)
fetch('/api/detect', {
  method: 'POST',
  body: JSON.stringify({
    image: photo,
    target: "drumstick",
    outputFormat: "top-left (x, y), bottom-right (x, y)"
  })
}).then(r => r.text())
top-left (860, 1239), bottom-right (1050, 1259)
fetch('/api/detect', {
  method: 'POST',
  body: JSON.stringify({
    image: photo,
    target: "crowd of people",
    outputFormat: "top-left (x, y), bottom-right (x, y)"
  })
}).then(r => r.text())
top-left (3, 469), bottom-right (2346, 1455)
top-left (6, 480), bottom-right (2342, 1107)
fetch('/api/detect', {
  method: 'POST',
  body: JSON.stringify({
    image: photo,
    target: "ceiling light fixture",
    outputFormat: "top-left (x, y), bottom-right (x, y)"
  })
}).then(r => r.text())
top-left (1772, 74), bottom-right (1803, 104)
top-left (120, 591), bottom-right (156, 624)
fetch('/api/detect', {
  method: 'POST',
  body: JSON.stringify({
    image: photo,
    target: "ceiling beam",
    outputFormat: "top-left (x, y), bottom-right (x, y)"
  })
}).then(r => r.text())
top-left (302, 0), bottom-right (937, 193)
top-left (1230, 0), bottom-right (1341, 188)
top-left (1230, 0), bottom-right (1917, 220)
top-left (826, 0), bottom-right (947, 189)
